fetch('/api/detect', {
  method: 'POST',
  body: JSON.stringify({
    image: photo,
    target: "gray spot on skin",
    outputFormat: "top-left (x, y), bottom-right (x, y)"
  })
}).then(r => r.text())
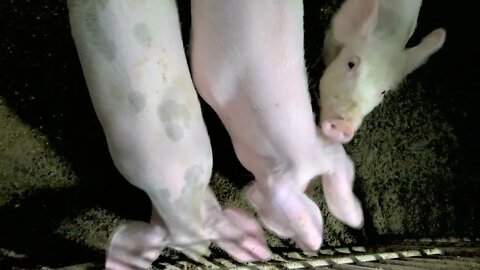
top-left (149, 165), bottom-right (207, 222)
top-left (97, 0), bottom-right (109, 10)
top-left (157, 100), bottom-right (191, 142)
top-left (164, 123), bottom-right (183, 142)
top-left (158, 101), bottom-right (190, 124)
top-left (149, 166), bottom-right (210, 254)
top-left (128, 91), bottom-right (146, 113)
top-left (85, 5), bottom-right (117, 61)
top-left (184, 165), bottom-right (203, 184)
top-left (133, 23), bottom-right (153, 48)
top-left (181, 165), bottom-right (205, 220)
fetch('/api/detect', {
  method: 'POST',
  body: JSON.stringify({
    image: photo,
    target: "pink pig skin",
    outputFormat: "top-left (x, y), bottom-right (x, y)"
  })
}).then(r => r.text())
top-left (190, 0), bottom-right (364, 252)
top-left (67, 0), bottom-right (272, 268)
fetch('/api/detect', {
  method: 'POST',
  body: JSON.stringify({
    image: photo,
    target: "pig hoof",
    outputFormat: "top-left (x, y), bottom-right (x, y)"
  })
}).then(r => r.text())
top-left (105, 221), bottom-right (167, 270)
top-left (330, 194), bottom-right (364, 229)
top-left (211, 207), bottom-right (272, 262)
top-left (171, 242), bottom-right (212, 262)
top-left (245, 182), bottom-right (324, 252)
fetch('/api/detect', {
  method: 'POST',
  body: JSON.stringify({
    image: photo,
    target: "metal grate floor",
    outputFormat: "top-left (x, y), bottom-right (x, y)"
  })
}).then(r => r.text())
top-left (51, 238), bottom-right (480, 269)
top-left (150, 238), bottom-right (480, 270)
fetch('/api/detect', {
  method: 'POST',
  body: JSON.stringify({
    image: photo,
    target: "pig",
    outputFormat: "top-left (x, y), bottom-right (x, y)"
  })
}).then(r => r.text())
top-left (66, 0), bottom-right (272, 268)
top-left (319, 0), bottom-right (447, 143)
top-left (190, 0), bottom-right (364, 252)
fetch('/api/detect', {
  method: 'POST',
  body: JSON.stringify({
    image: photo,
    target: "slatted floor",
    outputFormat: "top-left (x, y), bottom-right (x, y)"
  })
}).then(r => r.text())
top-left (51, 238), bottom-right (480, 269)
top-left (149, 238), bottom-right (480, 270)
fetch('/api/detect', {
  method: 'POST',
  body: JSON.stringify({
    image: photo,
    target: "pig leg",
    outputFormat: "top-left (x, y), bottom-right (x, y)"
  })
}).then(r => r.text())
top-left (105, 188), bottom-right (271, 268)
top-left (225, 139), bottom-right (323, 250)
top-left (67, 0), bottom-right (269, 267)
top-left (304, 132), bottom-right (363, 229)
top-left (201, 188), bottom-right (272, 262)
top-left (105, 220), bottom-right (168, 270)
top-left (236, 144), bottom-right (325, 251)
top-left (246, 145), bottom-right (363, 251)
top-left (321, 145), bottom-right (364, 229)
top-left (108, 188), bottom-right (272, 264)
top-left (246, 182), bottom-right (325, 251)
top-left (190, 0), bottom-right (354, 251)
top-left (242, 134), bottom-right (362, 250)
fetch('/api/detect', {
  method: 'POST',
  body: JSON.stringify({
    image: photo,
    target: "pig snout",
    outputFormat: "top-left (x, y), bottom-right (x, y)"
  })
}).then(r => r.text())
top-left (320, 118), bottom-right (354, 144)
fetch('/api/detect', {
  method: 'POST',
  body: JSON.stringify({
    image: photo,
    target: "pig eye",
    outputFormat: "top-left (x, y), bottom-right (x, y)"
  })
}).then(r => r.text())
top-left (381, 89), bottom-right (389, 95)
top-left (347, 56), bottom-right (360, 70)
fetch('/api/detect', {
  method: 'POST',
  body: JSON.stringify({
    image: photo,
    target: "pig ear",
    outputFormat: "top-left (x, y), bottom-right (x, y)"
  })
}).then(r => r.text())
top-left (331, 0), bottom-right (379, 43)
top-left (403, 28), bottom-right (446, 76)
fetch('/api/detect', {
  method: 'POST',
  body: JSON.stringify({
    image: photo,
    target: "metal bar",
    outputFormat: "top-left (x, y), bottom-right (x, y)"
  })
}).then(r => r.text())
top-left (357, 261), bottom-right (430, 270)
top-left (404, 257), bottom-right (480, 268)
top-left (428, 254), bottom-right (480, 263)
top-left (331, 263), bottom-right (377, 270)
top-left (383, 258), bottom-right (451, 270)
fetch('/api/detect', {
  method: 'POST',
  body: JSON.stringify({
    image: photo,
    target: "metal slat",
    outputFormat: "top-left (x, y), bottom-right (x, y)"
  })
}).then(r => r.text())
top-left (438, 247), bottom-right (480, 257)
top-left (357, 261), bottom-right (430, 270)
top-left (383, 258), bottom-right (451, 270)
top-left (404, 257), bottom-right (480, 269)
top-left (331, 263), bottom-right (377, 270)
top-left (428, 254), bottom-right (480, 263)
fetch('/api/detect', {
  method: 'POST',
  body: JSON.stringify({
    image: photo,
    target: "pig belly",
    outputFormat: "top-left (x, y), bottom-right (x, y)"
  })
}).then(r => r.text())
top-left (190, 0), bottom-right (320, 188)
top-left (67, 0), bottom-right (271, 268)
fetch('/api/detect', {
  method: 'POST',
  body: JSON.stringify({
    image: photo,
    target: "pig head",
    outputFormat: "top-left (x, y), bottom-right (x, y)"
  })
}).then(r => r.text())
top-left (319, 0), bottom-right (446, 143)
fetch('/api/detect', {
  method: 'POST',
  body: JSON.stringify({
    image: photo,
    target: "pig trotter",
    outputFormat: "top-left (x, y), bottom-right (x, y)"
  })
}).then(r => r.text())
top-left (105, 221), bottom-right (168, 270)
top-left (209, 207), bottom-right (272, 262)
top-left (246, 182), bottom-right (324, 251)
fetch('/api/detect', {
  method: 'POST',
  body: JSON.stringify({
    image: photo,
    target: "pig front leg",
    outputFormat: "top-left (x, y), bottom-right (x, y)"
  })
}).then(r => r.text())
top-left (321, 144), bottom-right (364, 229)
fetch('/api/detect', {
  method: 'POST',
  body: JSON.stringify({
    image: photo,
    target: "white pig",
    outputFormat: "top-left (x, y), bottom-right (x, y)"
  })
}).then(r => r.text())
top-left (190, 0), bottom-right (364, 252)
top-left (66, 0), bottom-right (272, 268)
top-left (319, 0), bottom-right (446, 143)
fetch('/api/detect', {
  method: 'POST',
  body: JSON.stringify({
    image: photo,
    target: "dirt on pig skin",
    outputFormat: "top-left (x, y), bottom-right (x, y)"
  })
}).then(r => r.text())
top-left (0, 0), bottom-right (479, 268)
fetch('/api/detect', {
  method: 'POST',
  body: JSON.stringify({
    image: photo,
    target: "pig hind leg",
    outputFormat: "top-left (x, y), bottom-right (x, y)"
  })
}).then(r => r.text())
top-left (245, 178), bottom-right (325, 252)
top-left (200, 188), bottom-right (272, 262)
top-left (68, 0), bottom-right (219, 267)
top-left (105, 220), bottom-right (168, 270)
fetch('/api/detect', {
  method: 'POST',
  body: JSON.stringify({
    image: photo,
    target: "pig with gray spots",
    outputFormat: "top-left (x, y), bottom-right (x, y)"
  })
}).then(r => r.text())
top-left (67, 0), bottom-right (272, 269)
top-left (67, 0), bottom-right (367, 269)
top-left (190, 0), bottom-right (364, 252)
top-left (319, 0), bottom-right (446, 143)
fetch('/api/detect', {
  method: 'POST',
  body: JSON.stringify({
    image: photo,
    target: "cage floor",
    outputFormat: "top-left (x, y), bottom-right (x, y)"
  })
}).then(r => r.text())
top-left (48, 237), bottom-right (480, 270)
